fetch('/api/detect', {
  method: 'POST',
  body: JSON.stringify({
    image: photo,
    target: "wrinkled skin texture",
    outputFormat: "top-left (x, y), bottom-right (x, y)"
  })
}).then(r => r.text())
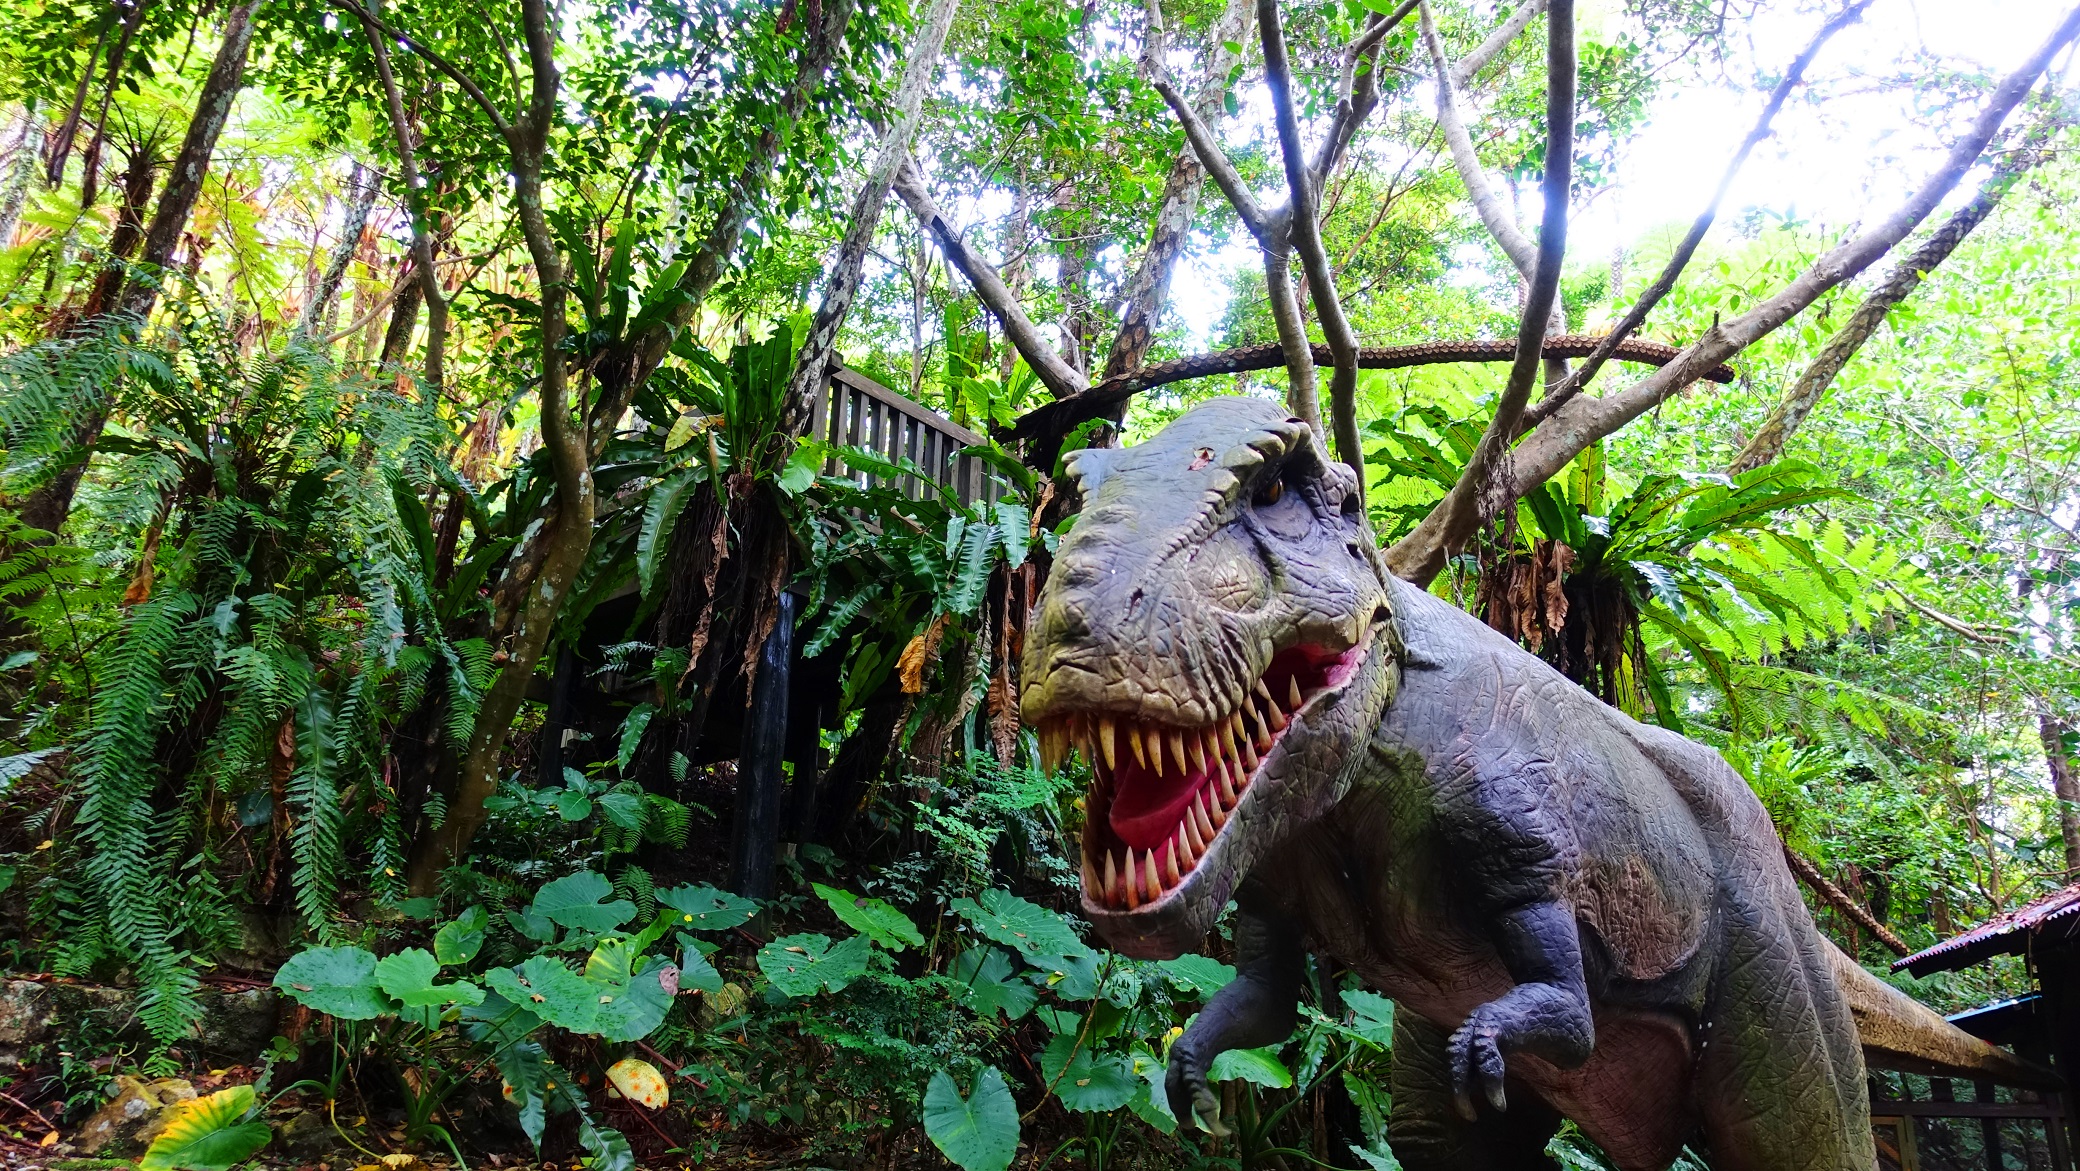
top-left (1022, 399), bottom-right (1877, 1171)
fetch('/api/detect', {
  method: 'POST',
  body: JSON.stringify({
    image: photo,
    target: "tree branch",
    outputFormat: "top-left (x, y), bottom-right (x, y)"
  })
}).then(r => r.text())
top-left (1145, 51), bottom-right (1271, 242)
top-left (1309, 0), bottom-right (1418, 187)
top-left (1524, 0), bottom-right (1873, 431)
top-left (1419, 0), bottom-right (1536, 278)
top-left (1447, 2), bottom-right (2080, 589)
top-left (893, 157), bottom-right (1089, 399)
top-left (1727, 121), bottom-right (2055, 473)
top-left (324, 0), bottom-right (513, 138)
top-left (781, 0), bottom-right (961, 436)
top-left (1262, 0), bottom-right (1363, 475)
top-left (1386, 0), bottom-right (1572, 585)
top-left (360, 0), bottom-right (448, 392)
top-left (1783, 844), bottom-right (1909, 957)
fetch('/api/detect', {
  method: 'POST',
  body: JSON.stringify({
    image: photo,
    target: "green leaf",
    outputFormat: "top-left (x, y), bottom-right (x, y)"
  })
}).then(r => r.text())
top-left (1157, 954), bottom-right (1236, 998)
top-left (1041, 1034), bottom-right (1138, 1112)
top-left (614, 704), bottom-right (657, 773)
top-left (375, 948), bottom-right (486, 1008)
top-left (578, 1118), bottom-right (635, 1171)
top-left (1127, 1048), bottom-right (1177, 1134)
top-left (951, 947), bottom-right (1037, 1021)
top-left (657, 883), bottom-right (758, 931)
top-left (486, 956), bottom-right (601, 1034)
top-left (923, 1067), bottom-right (1020, 1171)
top-left (1344, 990), bottom-right (1395, 1047)
top-left (274, 947), bottom-right (394, 1020)
top-left (532, 871), bottom-right (637, 932)
top-left (952, 889), bottom-right (1087, 961)
top-left (636, 469), bottom-right (706, 599)
top-left (1210, 1046), bottom-right (1292, 1088)
top-left (756, 932), bottom-right (872, 997)
top-left (591, 957), bottom-right (675, 1042)
top-left (598, 789), bottom-right (647, 831)
top-left (138, 1085), bottom-right (271, 1171)
top-left (552, 789), bottom-right (593, 821)
top-left (678, 934), bottom-right (724, 995)
top-left (435, 906), bottom-right (489, 966)
top-left (813, 882), bottom-right (925, 950)
top-left (777, 441), bottom-right (822, 495)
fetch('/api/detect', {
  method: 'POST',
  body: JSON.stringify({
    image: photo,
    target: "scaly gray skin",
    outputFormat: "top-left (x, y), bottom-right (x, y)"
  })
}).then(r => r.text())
top-left (1020, 397), bottom-right (1880, 1171)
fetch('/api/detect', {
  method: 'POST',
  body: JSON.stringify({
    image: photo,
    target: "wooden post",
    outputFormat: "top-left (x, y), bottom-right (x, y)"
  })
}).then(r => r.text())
top-left (1976, 1081), bottom-right (2003, 1170)
top-left (730, 590), bottom-right (795, 900)
top-left (538, 646), bottom-right (580, 787)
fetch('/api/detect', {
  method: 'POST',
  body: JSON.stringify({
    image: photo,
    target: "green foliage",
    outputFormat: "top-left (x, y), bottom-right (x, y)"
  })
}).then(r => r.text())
top-left (923, 1066), bottom-right (1020, 1171)
top-left (137, 1085), bottom-right (271, 1171)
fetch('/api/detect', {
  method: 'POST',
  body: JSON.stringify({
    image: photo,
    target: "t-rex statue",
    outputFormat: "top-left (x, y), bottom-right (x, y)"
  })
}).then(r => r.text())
top-left (1020, 397), bottom-right (2046, 1171)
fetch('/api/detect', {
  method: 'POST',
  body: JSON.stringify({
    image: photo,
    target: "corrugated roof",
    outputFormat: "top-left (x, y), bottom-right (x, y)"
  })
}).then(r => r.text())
top-left (1894, 881), bottom-right (2080, 977)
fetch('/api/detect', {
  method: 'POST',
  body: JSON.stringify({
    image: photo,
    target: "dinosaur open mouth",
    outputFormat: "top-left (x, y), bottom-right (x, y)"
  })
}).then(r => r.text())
top-left (1036, 642), bottom-right (1366, 911)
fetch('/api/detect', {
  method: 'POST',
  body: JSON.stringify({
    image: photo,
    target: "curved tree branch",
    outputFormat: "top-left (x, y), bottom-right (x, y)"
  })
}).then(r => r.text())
top-left (1386, 0), bottom-right (1573, 585)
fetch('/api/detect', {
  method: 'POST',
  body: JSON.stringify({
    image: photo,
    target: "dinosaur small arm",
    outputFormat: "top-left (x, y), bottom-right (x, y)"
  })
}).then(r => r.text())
top-left (1020, 398), bottom-right (2046, 1171)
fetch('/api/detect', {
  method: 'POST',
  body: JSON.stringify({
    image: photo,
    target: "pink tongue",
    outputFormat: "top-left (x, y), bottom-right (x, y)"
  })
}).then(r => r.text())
top-left (1108, 757), bottom-right (1209, 849)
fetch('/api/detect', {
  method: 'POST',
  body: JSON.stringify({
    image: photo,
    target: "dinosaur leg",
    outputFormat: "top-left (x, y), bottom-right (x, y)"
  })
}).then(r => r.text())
top-left (1449, 898), bottom-right (1597, 1115)
top-left (1165, 897), bottom-right (1302, 1134)
top-left (1389, 1012), bottom-right (1561, 1171)
top-left (1694, 914), bottom-right (1875, 1171)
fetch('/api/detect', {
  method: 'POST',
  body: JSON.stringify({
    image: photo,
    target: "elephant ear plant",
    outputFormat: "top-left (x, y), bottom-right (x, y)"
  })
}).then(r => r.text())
top-left (272, 872), bottom-right (755, 1170)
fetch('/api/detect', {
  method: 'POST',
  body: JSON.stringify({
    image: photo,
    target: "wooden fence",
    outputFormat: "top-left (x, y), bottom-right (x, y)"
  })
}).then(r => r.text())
top-left (806, 367), bottom-right (1005, 508)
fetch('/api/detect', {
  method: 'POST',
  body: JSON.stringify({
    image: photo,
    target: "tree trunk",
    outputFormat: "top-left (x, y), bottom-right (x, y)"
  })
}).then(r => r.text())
top-left (293, 164), bottom-right (377, 340)
top-left (1103, 0), bottom-right (1252, 382)
top-left (360, 1), bottom-right (446, 393)
top-left (2038, 713), bottom-right (2080, 881)
top-left (80, 147), bottom-right (159, 319)
top-left (0, 105), bottom-right (40, 250)
top-left (17, 0), bottom-right (263, 537)
top-left (779, 0), bottom-right (959, 436)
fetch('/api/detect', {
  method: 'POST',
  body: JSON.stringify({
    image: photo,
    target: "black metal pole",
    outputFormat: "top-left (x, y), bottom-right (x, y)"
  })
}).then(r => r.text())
top-left (729, 591), bottom-right (795, 901)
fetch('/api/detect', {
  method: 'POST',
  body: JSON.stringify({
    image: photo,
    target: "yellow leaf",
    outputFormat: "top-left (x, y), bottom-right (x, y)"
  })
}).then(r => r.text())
top-left (606, 1057), bottom-right (669, 1110)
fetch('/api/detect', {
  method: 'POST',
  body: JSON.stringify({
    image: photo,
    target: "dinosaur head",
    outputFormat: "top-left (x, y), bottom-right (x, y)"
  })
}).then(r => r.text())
top-left (1022, 397), bottom-right (1399, 958)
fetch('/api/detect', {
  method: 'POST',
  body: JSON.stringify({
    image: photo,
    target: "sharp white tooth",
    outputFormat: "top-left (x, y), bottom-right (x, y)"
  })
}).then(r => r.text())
top-left (1126, 849), bottom-right (1143, 909)
top-left (1099, 716), bottom-right (1117, 770)
top-left (1195, 793), bottom-right (1217, 842)
top-left (1147, 727), bottom-right (1166, 777)
top-left (1288, 676), bottom-right (1304, 711)
top-left (1082, 852), bottom-right (1098, 895)
top-left (1254, 679), bottom-right (1276, 710)
top-left (1169, 730), bottom-right (1189, 775)
top-left (1184, 807), bottom-right (1206, 854)
top-left (1104, 849), bottom-right (1120, 904)
top-left (1164, 838), bottom-right (1182, 885)
top-left (1225, 715), bottom-right (1245, 762)
top-left (1146, 848), bottom-right (1164, 896)
top-left (1186, 731), bottom-right (1205, 774)
top-left (1263, 698), bottom-right (1287, 733)
top-left (1216, 765), bottom-right (1238, 808)
top-left (1129, 724), bottom-right (1147, 769)
top-left (1242, 735), bottom-right (1260, 771)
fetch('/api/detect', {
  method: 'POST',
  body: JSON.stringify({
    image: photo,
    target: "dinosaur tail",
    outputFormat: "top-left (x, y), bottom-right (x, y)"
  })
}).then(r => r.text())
top-left (1825, 940), bottom-right (2059, 1089)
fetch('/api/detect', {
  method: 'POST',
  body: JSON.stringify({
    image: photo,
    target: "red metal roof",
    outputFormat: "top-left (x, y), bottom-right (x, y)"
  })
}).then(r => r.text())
top-left (1894, 881), bottom-right (2080, 977)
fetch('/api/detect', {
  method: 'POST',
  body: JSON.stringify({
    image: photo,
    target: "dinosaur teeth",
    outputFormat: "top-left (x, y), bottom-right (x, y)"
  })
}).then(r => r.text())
top-left (1288, 675), bottom-right (1303, 711)
top-left (1126, 848), bottom-right (1143, 909)
top-left (1163, 838), bottom-right (1182, 886)
top-left (1103, 849), bottom-right (1119, 904)
top-left (1099, 715), bottom-right (1117, 770)
top-left (1184, 804), bottom-right (1207, 854)
top-left (1145, 848), bottom-right (1162, 898)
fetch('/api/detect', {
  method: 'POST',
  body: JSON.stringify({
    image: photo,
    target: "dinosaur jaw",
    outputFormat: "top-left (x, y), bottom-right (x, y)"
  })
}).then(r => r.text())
top-left (1034, 625), bottom-right (1385, 956)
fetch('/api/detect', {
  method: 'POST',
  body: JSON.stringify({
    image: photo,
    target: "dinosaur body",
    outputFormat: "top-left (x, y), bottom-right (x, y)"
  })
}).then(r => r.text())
top-left (1021, 398), bottom-right (2041, 1171)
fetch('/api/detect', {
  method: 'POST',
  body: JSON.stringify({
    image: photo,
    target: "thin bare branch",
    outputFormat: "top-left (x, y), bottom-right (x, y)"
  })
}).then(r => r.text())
top-left (359, 0), bottom-right (448, 392)
top-left (1146, 49), bottom-right (1271, 241)
top-left (1262, 0), bottom-right (1363, 475)
top-left (324, 0), bottom-right (513, 137)
top-left (1420, 0), bottom-right (1536, 277)
top-left (1727, 122), bottom-right (2056, 473)
top-left (1493, 3), bottom-right (2080, 528)
top-left (894, 157), bottom-right (1089, 400)
top-left (1524, 0), bottom-right (1873, 430)
top-left (1386, 0), bottom-right (1573, 584)
top-left (1310, 0), bottom-right (1419, 186)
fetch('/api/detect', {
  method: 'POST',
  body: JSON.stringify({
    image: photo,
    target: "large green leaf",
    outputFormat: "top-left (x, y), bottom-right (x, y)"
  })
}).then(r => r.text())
top-left (1158, 954), bottom-right (1236, 999)
top-left (952, 947), bottom-right (1036, 1021)
top-left (138, 1085), bottom-right (270, 1171)
top-left (274, 946), bottom-right (394, 1020)
top-left (658, 883), bottom-right (758, 931)
top-left (923, 1067), bottom-right (1020, 1171)
top-left (1343, 990), bottom-right (1395, 1047)
top-left (486, 956), bottom-right (600, 1034)
top-left (375, 947), bottom-right (486, 1008)
top-left (813, 882), bottom-right (925, 950)
top-left (1041, 1034), bottom-right (1138, 1113)
top-left (952, 889), bottom-right (1086, 961)
top-left (635, 469), bottom-right (707, 599)
top-left (531, 871), bottom-right (637, 932)
top-left (756, 932), bottom-right (872, 997)
top-left (1210, 1046), bottom-right (1292, 1088)
top-left (434, 906), bottom-right (489, 966)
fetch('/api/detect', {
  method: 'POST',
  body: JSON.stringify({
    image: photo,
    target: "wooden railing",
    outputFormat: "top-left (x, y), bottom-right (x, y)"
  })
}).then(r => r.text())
top-left (806, 367), bottom-right (1005, 508)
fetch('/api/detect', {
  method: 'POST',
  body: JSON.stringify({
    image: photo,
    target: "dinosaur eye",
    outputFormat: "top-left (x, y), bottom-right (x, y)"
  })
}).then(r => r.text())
top-left (1256, 480), bottom-right (1284, 506)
